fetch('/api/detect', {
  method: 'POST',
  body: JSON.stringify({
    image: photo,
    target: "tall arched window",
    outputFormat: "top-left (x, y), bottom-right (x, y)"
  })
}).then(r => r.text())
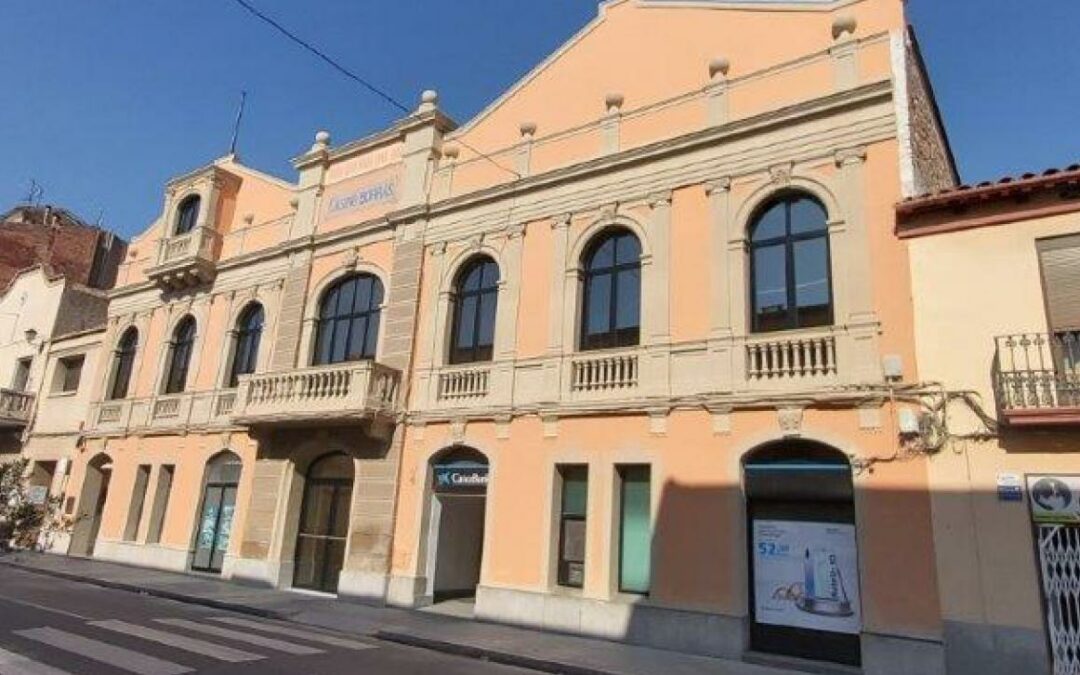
top-left (313, 274), bottom-right (383, 365)
top-left (581, 229), bottom-right (641, 351)
top-left (450, 257), bottom-right (499, 364)
top-left (163, 316), bottom-right (196, 394)
top-left (228, 303), bottom-right (264, 387)
top-left (750, 194), bottom-right (832, 333)
top-left (175, 195), bottom-right (201, 235)
top-left (108, 327), bottom-right (138, 400)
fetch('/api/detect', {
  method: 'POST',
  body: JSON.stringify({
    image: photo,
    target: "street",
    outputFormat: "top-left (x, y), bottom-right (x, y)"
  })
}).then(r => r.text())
top-left (0, 566), bottom-right (530, 674)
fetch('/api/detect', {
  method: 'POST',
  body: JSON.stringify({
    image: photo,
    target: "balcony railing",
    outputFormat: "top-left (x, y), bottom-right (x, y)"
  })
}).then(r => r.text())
top-left (438, 366), bottom-right (490, 402)
top-left (995, 331), bottom-right (1080, 425)
top-left (86, 390), bottom-right (237, 435)
top-left (570, 349), bottom-right (639, 396)
top-left (232, 361), bottom-right (400, 427)
top-left (146, 226), bottom-right (220, 289)
top-left (746, 332), bottom-right (838, 381)
top-left (0, 388), bottom-right (34, 428)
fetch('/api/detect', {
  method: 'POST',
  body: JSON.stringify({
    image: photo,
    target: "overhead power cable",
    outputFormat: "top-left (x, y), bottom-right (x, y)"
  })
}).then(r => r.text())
top-left (226, 0), bottom-right (521, 179)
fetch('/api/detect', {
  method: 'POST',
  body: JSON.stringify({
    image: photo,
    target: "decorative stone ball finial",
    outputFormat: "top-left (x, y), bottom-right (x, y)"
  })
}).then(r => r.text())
top-left (310, 130), bottom-right (331, 153)
top-left (519, 121), bottom-right (537, 139)
top-left (832, 14), bottom-right (857, 40)
top-left (605, 92), bottom-right (624, 114)
top-left (419, 89), bottom-right (439, 112)
top-left (708, 57), bottom-right (731, 81)
top-left (441, 143), bottom-right (460, 161)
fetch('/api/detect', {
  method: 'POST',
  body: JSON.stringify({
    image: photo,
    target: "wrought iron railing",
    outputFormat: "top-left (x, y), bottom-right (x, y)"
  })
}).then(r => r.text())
top-left (994, 332), bottom-right (1080, 411)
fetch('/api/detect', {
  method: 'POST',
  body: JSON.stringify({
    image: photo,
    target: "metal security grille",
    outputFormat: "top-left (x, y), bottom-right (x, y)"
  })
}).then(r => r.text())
top-left (1039, 524), bottom-right (1080, 674)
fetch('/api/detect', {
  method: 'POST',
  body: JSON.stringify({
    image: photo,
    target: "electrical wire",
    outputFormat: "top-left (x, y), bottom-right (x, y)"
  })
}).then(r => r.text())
top-left (226, 0), bottom-right (522, 180)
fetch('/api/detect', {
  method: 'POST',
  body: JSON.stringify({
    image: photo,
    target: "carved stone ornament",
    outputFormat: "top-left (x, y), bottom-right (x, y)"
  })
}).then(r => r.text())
top-left (835, 146), bottom-right (868, 168)
top-left (777, 406), bottom-right (805, 437)
top-left (705, 177), bottom-right (732, 196)
top-left (450, 418), bottom-right (466, 442)
top-left (769, 163), bottom-right (794, 187)
top-left (342, 247), bottom-right (362, 270)
top-left (504, 223), bottom-right (526, 240)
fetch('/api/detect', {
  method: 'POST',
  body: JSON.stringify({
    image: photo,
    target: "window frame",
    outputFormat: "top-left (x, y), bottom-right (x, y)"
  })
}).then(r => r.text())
top-left (616, 464), bottom-right (652, 595)
top-left (174, 195), bottom-right (201, 236)
top-left (228, 303), bottom-right (264, 388)
top-left (556, 464), bottom-right (589, 589)
top-left (12, 357), bottom-right (32, 392)
top-left (54, 354), bottom-right (85, 394)
top-left (449, 257), bottom-right (500, 365)
top-left (312, 273), bottom-right (384, 366)
top-left (108, 328), bottom-right (138, 400)
top-left (579, 229), bottom-right (642, 352)
top-left (163, 316), bottom-right (196, 395)
top-left (749, 194), bottom-right (834, 334)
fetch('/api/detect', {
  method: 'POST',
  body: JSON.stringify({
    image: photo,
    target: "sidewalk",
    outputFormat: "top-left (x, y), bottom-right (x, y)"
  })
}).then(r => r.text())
top-left (0, 551), bottom-right (804, 675)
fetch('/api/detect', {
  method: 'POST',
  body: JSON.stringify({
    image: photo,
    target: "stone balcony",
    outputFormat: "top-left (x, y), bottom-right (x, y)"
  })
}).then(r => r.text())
top-left (231, 361), bottom-right (401, 432)
top-left (0, 388), bottom-right (34, 428)
top-left (87, 389), bottom-right (237, 436)
top-left (145, 226), bottom-right (220, 290)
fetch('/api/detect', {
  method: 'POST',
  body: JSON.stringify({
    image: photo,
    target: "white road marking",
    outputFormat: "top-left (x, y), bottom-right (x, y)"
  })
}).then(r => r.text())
top-left (90, 620), bottom-right (265, 663)
top-left (0, 598), bottom-right (90, 621)
top-left (14, 628), bottom-right (191, 675)
top-left (210, 616), bottom-right (375, 650)
top-left (153, 619), bottom-right (323, 655)
top-left (0, 645), bottom-right (73, 675)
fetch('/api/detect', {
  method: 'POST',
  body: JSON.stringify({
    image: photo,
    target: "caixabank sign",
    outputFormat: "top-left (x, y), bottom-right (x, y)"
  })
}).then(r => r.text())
top-left (433, 463), bottom-right (489, 495)
top-left (1027, 475), bottom-right (1080, 523)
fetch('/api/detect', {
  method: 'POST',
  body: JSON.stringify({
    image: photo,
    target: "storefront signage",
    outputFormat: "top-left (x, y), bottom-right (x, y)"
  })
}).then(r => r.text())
top-left (433, 464), bottom-right (489, 494)
top-left (325, 178), bottom-right (397, 216)
top-left (997, 473), bottom-right (1023, 502)
top-left (752, 519), bottom-right (862, 635)
top-left (1028, 475), bottom-right (1080, 523)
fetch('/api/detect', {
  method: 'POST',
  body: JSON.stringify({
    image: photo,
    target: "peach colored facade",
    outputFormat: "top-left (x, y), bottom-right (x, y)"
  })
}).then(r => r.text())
top-left (42, 1), bottom-right (985, 672)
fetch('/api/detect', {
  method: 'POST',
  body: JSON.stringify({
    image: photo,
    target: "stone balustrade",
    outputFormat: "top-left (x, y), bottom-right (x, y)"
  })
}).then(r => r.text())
top-left (0, 388), bottom-right (34, 428)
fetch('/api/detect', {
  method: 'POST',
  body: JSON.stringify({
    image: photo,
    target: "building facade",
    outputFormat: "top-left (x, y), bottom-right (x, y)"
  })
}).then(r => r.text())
top-left (57, 0), bottom-right (963, 672)
top-left (899, 165), bottom-right (1080, 675)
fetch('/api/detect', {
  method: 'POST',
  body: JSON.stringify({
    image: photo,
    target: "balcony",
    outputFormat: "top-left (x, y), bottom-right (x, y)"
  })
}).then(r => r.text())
top-left (231, 361), bottom-right (401, 429)
top-left (86, 390), bottom-right (236, 435)
top-left (0, 389), bottom-right (34, 428)
top-left (994, 332), bottom-right (1080, 426)
top-left (145, 226), bottom-right (220, 289)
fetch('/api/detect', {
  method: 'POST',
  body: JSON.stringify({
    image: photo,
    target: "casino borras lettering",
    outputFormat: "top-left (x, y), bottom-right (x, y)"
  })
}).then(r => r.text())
top-left (327, 180), bottom-right (396, 215)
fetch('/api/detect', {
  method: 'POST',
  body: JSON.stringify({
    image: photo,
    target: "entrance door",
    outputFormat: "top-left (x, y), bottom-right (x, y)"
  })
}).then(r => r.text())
top-left (1038, 524), bottom-right (1080, 674)
top-left (428, 447), bottom-right (489, 603)
top-left (192, 483), bottom-right (237, 573)
top-left (745, 441), bottom-right (861, 667)
top-left (84, 467), bottom-right (111, 556)
top-left (293, 454), bottom-right (354, 594)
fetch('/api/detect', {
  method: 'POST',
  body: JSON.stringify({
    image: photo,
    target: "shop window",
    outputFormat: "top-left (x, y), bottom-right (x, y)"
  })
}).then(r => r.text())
top-left (617, 465), bottom-right (651, 594)
top-left (557, 465), bottom-right (589, 588)
top-left (163, 316), bottom-right (196, 394)
top-left (450, 257), bottom-right (500, 364)
top-left (12, 357), bottom-right (32, 392)
top-left (228, 303), bottom-right (264, 387)
top-left (108, 327), bottom-right (138, 400)
top-left (313, 274), bottom-right (383, 365)
top-left (123, 464), bottom-right (151, 542)
top-left (53, 355), bottom-right (84, 394)
top-left (174, 195), bottom-right (200, 235)
top-left (145, 465), bottom-right (174, 544)
top-left (580, 229), bottom-right (641, 351)
top-left (750, 194), bottom-right (833, 333)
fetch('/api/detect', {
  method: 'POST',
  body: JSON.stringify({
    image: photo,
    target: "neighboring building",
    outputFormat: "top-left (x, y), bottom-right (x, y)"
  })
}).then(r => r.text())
top-left (899, 164), bottom-right (1080, 675)
top-left (0, 205), bottom-right (127, 291)
top-left (57, 0), bottom-right (961, 672)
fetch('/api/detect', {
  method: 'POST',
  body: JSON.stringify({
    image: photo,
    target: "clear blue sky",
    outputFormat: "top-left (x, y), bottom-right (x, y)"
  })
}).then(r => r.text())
top-left (2, 1), bottom-right (1078, 240)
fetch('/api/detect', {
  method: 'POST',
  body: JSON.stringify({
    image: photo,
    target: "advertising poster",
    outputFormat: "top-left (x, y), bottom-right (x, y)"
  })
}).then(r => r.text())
top-left (752, 519), bottom-right (861, 635)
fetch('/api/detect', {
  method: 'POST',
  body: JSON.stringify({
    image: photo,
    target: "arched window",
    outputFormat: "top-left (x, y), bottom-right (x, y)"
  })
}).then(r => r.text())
top-left (175, 195), bottom-right (201, 235)
top-left (163, 316), bottom-right (196, 394)
top-left (313, 274), bottom-right (383, 365)
top-left (580, 229), bottom-right (641, 351)
top-left (108, 327), bottom-right (138, 400)
top-left (450, 257), bottom-right (499, 364)
top-left (228, 303), bottom-right (264, 387)
top-left (749, 194), bottom-right (832, 333)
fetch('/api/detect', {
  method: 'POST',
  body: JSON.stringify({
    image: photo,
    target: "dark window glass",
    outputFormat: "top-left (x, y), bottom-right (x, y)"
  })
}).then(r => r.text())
top-left (12, 358), bottom-right (31, 392)
top-left (750, 195), bottom-right (832, 333)
top-left (581, 230), bottom-right (641, 351)
top-left (557, 465), bottom-right (589, 588)
top-left (228, 304), bottom-right (264, 387)
top-left (57, 355), bottom-right (84, 393)
top-left (450, 257), bottom-right (500, 364)
top-left (109, 328), bottom-right (138, 400)
top-left (312, 274), bottom-right (383, 366)
top-left (175, 195), bottom-right (201, 235)
top-left (164, 316), bottom-right (196, 394)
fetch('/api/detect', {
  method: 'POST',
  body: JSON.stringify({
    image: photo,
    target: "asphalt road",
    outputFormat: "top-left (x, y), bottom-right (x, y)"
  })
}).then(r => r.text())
top-left (0, 566), bottom-right (531, 674)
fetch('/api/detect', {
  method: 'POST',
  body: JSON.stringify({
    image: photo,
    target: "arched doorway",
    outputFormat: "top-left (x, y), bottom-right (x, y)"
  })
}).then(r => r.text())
top-left (192, 451), bottom-right (242, 573)
top-left (293, 453), bottom-right (354, 593)
top-left (426, 446), bottom-right (489, 604)
top-left (70, 454), bottom-right (112, 557)
top-left (743, 440), bottom-right (862, 667)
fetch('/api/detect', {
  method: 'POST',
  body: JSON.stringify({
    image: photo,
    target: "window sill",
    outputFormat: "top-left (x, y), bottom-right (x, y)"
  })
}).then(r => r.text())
top-left (47, 390), bottom-right (78, 399)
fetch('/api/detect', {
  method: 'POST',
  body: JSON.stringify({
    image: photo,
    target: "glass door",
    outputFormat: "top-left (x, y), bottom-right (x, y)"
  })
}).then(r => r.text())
top-left (192, 483), bottom-right (237, 573)
top-left (293, 478), bottom-right (351, 593)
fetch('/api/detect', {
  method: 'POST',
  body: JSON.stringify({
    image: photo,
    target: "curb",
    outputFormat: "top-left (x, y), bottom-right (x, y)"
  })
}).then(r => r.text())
top-left (376, 629), bottom-right (617, 675)
top-left (0, 558), bottom-right (287, 621)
